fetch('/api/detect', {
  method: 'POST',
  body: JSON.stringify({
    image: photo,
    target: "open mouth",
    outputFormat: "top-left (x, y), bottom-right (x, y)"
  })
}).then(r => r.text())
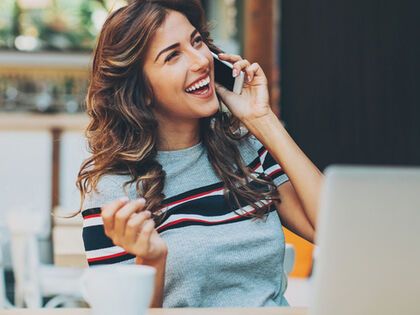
top-left (184, 75), bottom-right (211, 96)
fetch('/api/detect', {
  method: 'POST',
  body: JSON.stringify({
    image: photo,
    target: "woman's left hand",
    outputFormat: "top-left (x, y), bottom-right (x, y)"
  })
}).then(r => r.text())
top-left (214, 53), bottom-right (273, 124)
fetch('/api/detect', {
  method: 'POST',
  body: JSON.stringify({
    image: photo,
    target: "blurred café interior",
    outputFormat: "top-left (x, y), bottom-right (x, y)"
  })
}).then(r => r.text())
top-left (0, 0), bottom-right (419, 310)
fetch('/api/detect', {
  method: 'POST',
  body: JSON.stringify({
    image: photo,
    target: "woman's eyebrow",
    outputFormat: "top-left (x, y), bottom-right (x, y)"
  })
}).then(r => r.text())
top-left (154, 29), bottom-right (199, 62)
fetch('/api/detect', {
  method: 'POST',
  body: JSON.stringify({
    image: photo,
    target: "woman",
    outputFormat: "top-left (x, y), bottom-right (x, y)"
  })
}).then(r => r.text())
top-left (78, 0), bottom-right (323, 308)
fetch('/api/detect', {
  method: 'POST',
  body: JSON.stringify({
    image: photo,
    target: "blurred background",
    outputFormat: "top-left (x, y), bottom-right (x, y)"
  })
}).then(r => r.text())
top-left (0, 0), bottom-right (419, 309)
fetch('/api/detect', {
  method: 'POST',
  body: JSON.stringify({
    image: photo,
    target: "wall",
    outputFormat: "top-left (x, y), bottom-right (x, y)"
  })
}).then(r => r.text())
top-left (0, 129), bottom-right (88, 267)
top-left (280, 0), bottom-right (420, 170)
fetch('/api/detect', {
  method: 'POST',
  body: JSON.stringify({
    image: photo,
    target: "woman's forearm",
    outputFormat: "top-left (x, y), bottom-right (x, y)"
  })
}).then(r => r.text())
top-left (136, 254), bottom-right (167, 307)
top-left (244, 111), bottom-right (324, 228)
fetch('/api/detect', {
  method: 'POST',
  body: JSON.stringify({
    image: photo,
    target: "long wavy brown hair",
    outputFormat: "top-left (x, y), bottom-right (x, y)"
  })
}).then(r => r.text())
top-left (77, 0), bottom-right (280, 221)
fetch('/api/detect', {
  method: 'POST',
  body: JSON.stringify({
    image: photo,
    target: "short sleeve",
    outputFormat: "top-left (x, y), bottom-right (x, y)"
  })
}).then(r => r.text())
top-left (247, 136), bottom-right (290, 187)
top-left (81, 175), bottom-right (136, 266)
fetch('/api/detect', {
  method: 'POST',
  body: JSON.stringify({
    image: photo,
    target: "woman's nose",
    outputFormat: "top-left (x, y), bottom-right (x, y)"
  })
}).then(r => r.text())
top-left (190, 52), bottom-right (209, 72)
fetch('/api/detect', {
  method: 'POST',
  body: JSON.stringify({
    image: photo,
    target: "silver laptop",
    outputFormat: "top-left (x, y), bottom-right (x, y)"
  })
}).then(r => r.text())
top-left (310, 166), bottom-right (420, 315)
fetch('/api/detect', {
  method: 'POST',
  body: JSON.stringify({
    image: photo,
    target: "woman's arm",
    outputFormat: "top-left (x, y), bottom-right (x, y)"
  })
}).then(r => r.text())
top-left (136, 254), bottom-right (167, 307)
top-left (275, 181), bottom-right (316, 243)
top-left (214, 53), bottom-right (324, 237)
top-left (245, 112), bottom-right (323, 231)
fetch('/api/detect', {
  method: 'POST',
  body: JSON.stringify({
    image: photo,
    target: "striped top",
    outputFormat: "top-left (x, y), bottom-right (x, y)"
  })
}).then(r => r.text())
top-left (82, 136), bottom-right (290, 307)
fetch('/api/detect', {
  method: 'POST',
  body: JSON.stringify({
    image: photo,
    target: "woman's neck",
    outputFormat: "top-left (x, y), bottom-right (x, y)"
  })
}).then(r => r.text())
top-left (156, 117), bottom-right (201, 151)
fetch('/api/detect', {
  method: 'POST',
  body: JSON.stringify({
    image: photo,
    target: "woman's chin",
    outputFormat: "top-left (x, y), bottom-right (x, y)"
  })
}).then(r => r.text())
top-left (203, 98), bottom-right (220, 116)
top-left (185, 95), bottom-right (219, 118)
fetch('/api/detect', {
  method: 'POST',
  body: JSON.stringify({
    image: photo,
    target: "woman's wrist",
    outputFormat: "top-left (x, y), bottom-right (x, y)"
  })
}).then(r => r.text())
top-left (135, 251), bottom-right (167, 267)
top-left (136, 250), bottom-right (167, 308)
top-left (243, 110), bottom-right (282, 140)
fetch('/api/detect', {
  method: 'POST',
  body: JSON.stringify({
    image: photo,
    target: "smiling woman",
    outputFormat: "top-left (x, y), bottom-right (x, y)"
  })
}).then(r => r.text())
top-left (143, 12), bottom-right (219, 126)
top-left (76, 0), bottom-right (322, 309)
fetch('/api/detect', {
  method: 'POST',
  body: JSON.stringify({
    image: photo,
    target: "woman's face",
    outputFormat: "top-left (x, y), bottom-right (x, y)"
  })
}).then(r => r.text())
top-left (143, 10), bottom-right (218, 123)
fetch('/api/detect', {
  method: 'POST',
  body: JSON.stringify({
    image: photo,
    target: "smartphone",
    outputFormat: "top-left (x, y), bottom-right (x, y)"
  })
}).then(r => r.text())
top-left (211, 52), bottom-right (244, 95)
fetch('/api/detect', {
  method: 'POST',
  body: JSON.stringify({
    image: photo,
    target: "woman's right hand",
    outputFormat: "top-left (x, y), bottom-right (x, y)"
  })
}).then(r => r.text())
top-left (101, 197), bottom-right (168, 262)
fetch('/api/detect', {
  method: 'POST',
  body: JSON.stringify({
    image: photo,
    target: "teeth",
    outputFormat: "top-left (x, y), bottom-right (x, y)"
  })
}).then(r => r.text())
top-left (185, 76), bottom-right (210, 92)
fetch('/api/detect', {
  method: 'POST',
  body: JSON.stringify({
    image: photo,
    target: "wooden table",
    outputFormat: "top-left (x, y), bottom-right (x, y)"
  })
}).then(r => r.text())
top-left (0, 308), bottom-right (307, 315)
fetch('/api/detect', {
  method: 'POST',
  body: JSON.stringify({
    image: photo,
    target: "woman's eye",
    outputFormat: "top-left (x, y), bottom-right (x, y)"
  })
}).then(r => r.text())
top-left (165, 51), bottom-right (179, 62)
top-left (193, 36), bottom-right (203, 45)
top-left (164, 36), bottom-right (203, 63)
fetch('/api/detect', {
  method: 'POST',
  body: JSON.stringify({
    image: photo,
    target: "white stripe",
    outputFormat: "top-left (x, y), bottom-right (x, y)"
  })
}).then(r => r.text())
top-left (158, 200), bottom-right (271, 230)
top-left (254, 164), bottom-right (264, 173)
top-left (273, 173), bottom-right (289, 186)
top-left (260, 149), bottom-right (268, 164)
top-left (266, 164), bottom-right (281, 176)
top-left (85, 246), bottom-right (126, 259)
top-left (83, 216), bottom-right (103, 228)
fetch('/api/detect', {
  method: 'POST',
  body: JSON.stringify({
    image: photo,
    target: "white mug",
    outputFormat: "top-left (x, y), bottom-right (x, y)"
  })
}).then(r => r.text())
top-left (81, 265), bottom-right (156, 315)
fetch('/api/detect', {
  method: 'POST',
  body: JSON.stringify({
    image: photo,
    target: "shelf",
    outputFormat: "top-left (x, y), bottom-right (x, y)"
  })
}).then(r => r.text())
top-left (0, 113), bottom-right (88, 131)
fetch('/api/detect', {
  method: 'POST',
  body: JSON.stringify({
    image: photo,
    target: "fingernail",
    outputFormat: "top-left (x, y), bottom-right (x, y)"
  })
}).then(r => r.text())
top-left (232, 69), bottom-right (238, 77)
top-left (119, 196), bottom-right (129, 203)
top-left (145, 211), bottom-right (151, 217)
top-left (247, 76), bottom-right (251, 82)
top-left (137, 198), bottom-right (146, 204)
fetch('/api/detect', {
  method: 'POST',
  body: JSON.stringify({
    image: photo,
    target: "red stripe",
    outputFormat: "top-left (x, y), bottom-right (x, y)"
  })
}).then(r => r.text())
top-left (156, 204), bottom-right (275, 232)
top-left (252, 162), bottom-right (262, 172)
top-left (268, 167), bottom-right (283, 177)
top-left (164, 186), bottom-right (224, 208)
top-left (163, 148), bottom-right (268, 209)
top-left (87, 250), bottom-right (128, 263)
top-left (159, 148), bottom-right (272, 214)
top-left (157, 214), bottom-right (248, 232)
top-left (84, 214), bottom-right (101, 220)
top-left (252, 148), bottom-right (267, 172)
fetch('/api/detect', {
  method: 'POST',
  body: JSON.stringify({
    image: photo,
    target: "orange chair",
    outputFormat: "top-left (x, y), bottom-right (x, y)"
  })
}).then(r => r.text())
top-left (283, 228), bottom-right (314, 278)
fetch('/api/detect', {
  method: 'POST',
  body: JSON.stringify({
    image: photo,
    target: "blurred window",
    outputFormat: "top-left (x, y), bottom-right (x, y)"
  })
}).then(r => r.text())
top-left (0, 0), bottom-right (127, 51)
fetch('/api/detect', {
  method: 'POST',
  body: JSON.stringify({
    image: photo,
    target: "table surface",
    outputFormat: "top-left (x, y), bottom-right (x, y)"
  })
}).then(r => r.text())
top-left (0, 307), bottom-right (307, 315)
